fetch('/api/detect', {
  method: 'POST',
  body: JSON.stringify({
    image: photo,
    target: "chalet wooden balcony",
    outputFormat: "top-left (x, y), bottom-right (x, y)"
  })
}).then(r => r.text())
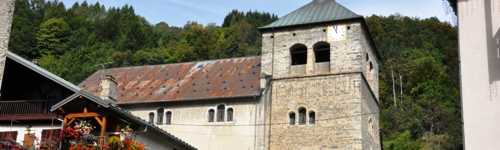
top-left (0, 100), bottom-right (58, 121)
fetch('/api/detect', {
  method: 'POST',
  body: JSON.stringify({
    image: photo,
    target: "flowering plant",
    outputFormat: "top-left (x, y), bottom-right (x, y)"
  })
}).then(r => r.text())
top-left (120, 125), bottom-right (133, 140)
top-left (123, 138), bottom-right (144, 150)
top-left (63, 120), bottom-right (99, 148)
top-left (74, 120), bottom-right (95, 135)
top-left (63, 126), bottom-right (80, 140)
top-left (112, 126), bottom-right (145, 150)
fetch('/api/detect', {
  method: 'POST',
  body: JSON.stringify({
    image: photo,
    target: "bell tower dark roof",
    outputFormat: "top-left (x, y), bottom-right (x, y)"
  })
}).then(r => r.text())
top-left (260, 0), bottom-right (361, 29)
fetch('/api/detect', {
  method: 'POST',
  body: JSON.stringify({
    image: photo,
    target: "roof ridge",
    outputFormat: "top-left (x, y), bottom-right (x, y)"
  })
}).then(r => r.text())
top-left (260, 0), bottom-right (361, 30)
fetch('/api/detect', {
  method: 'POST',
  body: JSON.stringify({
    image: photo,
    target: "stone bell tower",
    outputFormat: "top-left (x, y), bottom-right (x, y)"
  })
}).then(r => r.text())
top-left (259, 0), bottom-right (381, 149)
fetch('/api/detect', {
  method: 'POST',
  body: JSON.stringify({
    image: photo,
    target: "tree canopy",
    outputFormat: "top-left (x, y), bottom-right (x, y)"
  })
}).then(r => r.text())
top-left (9, 0), bottom-right (277, 83)
top-left (366, 15), bottom-right (461, 149)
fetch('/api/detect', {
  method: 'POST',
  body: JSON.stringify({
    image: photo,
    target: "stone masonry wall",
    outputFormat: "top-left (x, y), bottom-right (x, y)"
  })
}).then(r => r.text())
top-left (261, 21), bottom-right (379, 96)
top-left (261, 22), bottom-right (367, 79)
top-left (361, 77), bottom-right (381, 150)
top-left (0, 0), bottom-right (15, 89)
top-left (358, 27), bottom-right (380, 99)
top-left (261, 21), bottom-right (381, 150)
top-left (269, 74), bottom-right (364, 150)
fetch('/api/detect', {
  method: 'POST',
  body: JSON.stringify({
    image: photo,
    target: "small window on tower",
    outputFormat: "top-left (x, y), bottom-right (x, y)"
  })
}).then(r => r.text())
top-left (289, 112), bottom-right (296, 125)
top-left (290, 44), bottom-right (307, 65)
top-left (314, 42), bottom-right (330, 63)
top-left (369, 62), bottom-right (374, 71)
top-left (298, 107), bottom-right (307, 125)
top-left (309, 111), bottom-right (316, 124)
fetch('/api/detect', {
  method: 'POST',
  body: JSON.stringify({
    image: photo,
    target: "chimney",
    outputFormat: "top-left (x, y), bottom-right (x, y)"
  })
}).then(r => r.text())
top-left (100, 75), bottom-right (118, 102)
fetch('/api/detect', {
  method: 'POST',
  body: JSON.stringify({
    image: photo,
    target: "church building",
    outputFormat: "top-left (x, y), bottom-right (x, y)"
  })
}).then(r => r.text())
top-left (80, 0), bottom-right (381, 149)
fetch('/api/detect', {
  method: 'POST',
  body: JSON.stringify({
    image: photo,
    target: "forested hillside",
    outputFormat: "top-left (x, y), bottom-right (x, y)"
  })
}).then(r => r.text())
top-left (9, 0), bottom-right (461, 149)
top-left (9, 0), bottom-right (277, 83)
top-left (367, 15), bottom-right (461, 149)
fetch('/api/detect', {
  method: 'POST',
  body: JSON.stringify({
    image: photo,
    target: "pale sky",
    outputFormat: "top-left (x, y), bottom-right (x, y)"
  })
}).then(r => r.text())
top-left (60, 0), bottom-right (456, 27)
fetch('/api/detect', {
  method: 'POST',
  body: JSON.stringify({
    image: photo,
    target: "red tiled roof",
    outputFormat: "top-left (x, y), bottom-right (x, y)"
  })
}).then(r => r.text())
top-left (80, 56), bottom-right (261, 104)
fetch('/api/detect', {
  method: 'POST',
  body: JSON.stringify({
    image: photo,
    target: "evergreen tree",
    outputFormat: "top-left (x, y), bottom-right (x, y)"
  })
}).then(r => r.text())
top-left (36, 18), bottom-right (70, 55)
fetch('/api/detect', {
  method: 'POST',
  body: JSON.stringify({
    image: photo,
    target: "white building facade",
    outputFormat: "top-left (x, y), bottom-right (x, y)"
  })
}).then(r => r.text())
top-left (458, 0), bottom-right (500, 149)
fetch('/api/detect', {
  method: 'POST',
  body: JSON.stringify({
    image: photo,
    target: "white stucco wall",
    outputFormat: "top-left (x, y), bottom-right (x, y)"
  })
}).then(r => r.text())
top-left (458, 0), bottom-right (500, 149)
top-left (124, 98), bottom-right (263, 150)
top-left (0, 125), bottom-right (61, 148)
top-left (136, 129), bottom-right (186, 150)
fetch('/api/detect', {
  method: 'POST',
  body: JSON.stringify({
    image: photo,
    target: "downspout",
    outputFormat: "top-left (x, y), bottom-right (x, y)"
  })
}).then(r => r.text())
top-left (266, 28), bottom-right (276, 150)
top-left (253, 95), bottom-right (258, 150)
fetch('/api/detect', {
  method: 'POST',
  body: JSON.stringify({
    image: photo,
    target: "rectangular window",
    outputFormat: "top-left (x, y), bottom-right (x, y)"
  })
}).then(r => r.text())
top-left (227, 108), bottom-right (233, 121)
top-left (217, 105), bottom-right (225, 122)
top-left (208, 109), bottom-right (215, 122)
top-left (148, 112), bottom-right (155, 124)
top-left (0, 131), bottom-right (17, 141)
top-left (166, 111), bottom-right (172, 125)
top-left (40, 129), bottom-right (61, 149)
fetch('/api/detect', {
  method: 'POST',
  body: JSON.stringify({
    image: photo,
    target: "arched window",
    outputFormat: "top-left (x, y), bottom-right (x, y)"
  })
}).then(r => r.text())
top-left (165, 111), bottom-right (172, 125)
top-left (314, 42), bottom-right (330, 63)
top-left (290, 44), bottom-right (307, 65)
top-left (227, 108), bottom-right (234, 121)
top-left (148, 112), bottom-right (155, 124)
top-left (217, 105), bottom-right (225, 122)
top-left (298, 107), bottom-right (306, 125)
top-left (289, 112), bottom-right (296, 125)
top-left (309, 111), bottom-right (316, 124)
top-left (157, 108), bottom-right (164, 125)
top-left (208, 109), bottom-right (215, 122)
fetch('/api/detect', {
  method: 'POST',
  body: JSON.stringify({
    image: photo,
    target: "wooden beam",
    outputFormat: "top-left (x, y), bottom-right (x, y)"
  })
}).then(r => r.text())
top-left (65, 112), bottom-right (100, 119)
top-left (100, 117), bottom-right (107, 137)
top-left (67, 118), bottom-right (76, 126)
top-left (63, 117), bottom-right (68, 126)
top-left (94, 116), bottom-right (104, 127)
top-left (58, 108), bottom-right (65, 114)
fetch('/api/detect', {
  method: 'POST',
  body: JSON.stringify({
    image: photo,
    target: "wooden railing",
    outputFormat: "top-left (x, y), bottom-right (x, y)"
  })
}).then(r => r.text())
top-left (0, 100), bottom-right (55, 115)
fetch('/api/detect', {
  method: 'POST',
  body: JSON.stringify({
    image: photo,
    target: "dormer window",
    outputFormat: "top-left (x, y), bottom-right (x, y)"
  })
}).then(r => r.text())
top-left (314, 42), bottom-right (330, 63)
top-left (290, 44), bottom-right (307, 65)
